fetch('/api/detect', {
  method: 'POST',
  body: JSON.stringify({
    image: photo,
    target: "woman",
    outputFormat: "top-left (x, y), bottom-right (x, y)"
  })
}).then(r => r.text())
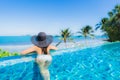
top-left (21, 32), bottom-right (57, 80)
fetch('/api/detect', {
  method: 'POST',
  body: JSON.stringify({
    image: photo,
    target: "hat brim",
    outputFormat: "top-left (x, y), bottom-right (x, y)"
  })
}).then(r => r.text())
top-left (31, 35), bottom-right (53, 47)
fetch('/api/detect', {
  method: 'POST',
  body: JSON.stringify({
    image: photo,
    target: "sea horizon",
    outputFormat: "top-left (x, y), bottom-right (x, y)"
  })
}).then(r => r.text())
top-left (0, 35), bottom-right (108, 52)
top-left (0, 35), bottom-right (107, 45)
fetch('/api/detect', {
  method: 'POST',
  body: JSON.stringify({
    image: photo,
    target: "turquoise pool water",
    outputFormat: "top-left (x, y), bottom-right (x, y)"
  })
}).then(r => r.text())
top-left (0, 42), bottom-right (120, 80)
top-left (49, 42), bottom-right (120, 80)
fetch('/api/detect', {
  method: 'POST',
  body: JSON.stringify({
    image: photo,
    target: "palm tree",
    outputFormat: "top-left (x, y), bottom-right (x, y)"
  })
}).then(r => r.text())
top-left (77, 25), bottom-right (94, 46)
top-left (95, 18), bottom-right (109, 30)
top-left (108, 12), bottom-right (114, 18)
top-left (61, 28), bottom-right (72, 42)
top-left (115, 5), bottom-right (120, 13)
top-left (96, 4), bottom-right (120, 42)
top-left (56, 28), bottom-right (72, 47)
top-left (78, 25), bottom-right (94, 39)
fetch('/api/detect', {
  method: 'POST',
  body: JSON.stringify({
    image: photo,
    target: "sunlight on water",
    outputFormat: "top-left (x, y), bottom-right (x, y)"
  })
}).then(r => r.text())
top-left (49, 42), bottom-right (120, 80)
top-left (0, 42), bottom-right (120, 80)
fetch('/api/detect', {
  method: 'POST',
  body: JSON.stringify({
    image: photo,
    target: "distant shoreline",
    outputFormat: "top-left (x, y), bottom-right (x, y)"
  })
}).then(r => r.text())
top-left (0, 35), bottom-right (107, 45)
top-left (0, 39), bottom-right (109, 52)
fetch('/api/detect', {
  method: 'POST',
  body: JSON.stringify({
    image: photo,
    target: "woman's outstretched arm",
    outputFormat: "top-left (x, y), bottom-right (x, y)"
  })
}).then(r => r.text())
top-left (21, 46), bottom-right (36, 55)
top-left (49, 45), bottom-right (58, 50)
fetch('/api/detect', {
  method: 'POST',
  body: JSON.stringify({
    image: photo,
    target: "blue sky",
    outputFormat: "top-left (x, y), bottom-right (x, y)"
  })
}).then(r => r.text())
top-left (0, 0), bottom-right (119, 36)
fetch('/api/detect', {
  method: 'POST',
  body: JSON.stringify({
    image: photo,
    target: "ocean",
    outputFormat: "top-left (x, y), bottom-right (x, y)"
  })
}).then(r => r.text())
top-left (0, 35), bottom-right (107, 52)
top-left (0, 35), bottom-right (107, 45)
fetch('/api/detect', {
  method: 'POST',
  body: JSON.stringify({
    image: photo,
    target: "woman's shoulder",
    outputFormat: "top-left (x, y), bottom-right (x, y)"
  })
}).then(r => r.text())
top-left (48, 45), bottom-right (57, 50)
top-left (33, 45), bottom-right (57, 50)
top-left (34, 46), bottom-right (42, 50)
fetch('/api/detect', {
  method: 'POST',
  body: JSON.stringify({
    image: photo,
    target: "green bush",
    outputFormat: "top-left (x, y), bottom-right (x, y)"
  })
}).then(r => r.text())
top-left (97, 5), bottom-right (120, 42)
top-left (0, 49), bottom-right (19, 58)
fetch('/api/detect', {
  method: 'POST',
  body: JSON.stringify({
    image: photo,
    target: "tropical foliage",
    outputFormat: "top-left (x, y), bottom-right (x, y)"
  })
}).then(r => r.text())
top-left (96, 4), bottom-right (120, 42)
top-left (78, 25), bottom-right (94, 39)
top-left (0, 49), bottom-right (19, 58)
top-left (56, 28), bottom-right (73, 47)
top-left (60, 28), bottom-right (73, 43)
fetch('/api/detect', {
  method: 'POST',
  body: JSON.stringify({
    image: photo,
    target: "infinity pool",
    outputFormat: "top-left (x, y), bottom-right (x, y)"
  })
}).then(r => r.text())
top-left (49, 42), bottom-right (120, 80)
top-left (0, 42), bottom-right (120, 80)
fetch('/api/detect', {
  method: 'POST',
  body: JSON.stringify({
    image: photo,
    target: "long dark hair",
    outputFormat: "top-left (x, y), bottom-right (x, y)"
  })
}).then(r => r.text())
top-left (41, 46), bottom-right (48, 55)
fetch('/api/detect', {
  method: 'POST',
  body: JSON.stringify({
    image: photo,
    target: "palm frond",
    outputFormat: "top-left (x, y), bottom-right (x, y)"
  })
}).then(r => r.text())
top-left (60, 28), bottom-right (72, 43)
top-left (77, 25), bottom-right (94, 38)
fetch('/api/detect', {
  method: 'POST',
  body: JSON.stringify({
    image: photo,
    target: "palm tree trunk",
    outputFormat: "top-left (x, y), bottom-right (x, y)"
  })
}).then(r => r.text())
top-left (64, 39), bottom-right (67, 48)
top-left (85, 37), bottom-right (88, 47)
